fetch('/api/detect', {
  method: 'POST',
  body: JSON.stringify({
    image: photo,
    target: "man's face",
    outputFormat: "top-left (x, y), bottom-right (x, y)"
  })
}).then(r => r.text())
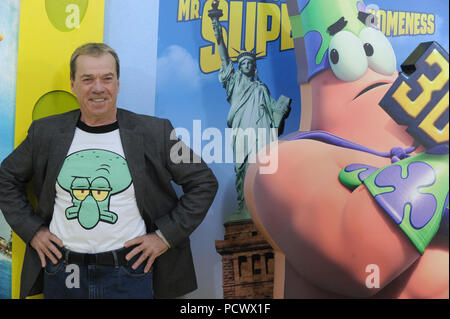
top-left (239, 58), bottom-right (255, 77)
top-left (71, 53), bottom-right (120, 125)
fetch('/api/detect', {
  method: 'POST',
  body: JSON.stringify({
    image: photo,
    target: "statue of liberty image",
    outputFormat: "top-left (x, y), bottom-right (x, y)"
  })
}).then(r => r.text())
top-left (209, 0), bottom-right (291, 220)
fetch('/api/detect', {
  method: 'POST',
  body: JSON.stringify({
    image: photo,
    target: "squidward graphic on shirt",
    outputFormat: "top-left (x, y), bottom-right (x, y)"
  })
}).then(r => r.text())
top-left (57, 149), bottom-right (132, 230)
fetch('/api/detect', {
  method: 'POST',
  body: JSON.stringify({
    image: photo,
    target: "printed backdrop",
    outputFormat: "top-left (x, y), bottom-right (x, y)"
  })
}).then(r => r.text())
top-left (0, 0), bottom-right (20, 300)
top-left (153, 0), bottom-right (449, 299)
top-left (0, 0), bottom-right (448, 299)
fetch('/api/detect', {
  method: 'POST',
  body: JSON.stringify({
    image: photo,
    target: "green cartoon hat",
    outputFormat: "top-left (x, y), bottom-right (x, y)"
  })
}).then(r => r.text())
top-left (287, 0), bottom-right (379, 82)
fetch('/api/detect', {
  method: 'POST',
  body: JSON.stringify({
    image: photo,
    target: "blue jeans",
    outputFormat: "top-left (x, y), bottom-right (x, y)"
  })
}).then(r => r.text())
top-left (43, 251), bottom-right (153, 299)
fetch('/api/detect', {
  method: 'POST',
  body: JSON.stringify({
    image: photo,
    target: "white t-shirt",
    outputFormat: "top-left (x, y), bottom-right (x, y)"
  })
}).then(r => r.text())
top-left (49, 121), bottom-right (147, 253)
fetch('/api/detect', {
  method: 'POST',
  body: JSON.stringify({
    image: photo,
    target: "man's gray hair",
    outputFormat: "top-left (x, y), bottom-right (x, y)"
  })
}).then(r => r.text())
top-left (70, 42), bottom-right (120, 80)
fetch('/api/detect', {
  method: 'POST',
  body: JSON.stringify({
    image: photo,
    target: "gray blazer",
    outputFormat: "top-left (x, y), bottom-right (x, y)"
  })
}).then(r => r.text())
top-left (0, 108), bottom-right (218, 298)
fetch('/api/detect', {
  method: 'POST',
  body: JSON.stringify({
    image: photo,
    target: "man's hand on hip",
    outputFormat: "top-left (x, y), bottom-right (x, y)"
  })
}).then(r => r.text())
top-left (30, 226), bottom-right (63, 267)
top-left (124, 233), bottom-right (169, 273)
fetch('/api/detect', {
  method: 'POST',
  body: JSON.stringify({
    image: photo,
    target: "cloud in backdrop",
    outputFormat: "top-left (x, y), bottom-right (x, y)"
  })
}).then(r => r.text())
top-left (157, 45), bottom-right (203, 91)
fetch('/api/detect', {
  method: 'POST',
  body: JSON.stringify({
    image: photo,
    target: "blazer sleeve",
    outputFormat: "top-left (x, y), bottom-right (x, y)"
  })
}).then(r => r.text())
top-left (0, 122), bottom-right (45, 243)
top-left (154, 119), bottom-right (218, 248)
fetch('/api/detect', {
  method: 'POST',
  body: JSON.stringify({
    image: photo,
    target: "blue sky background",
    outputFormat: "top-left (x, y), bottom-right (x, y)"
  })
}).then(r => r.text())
top-left (103, 0), bottom-right (160, 117)
top-left (376, 0), bottom-right (449, 59)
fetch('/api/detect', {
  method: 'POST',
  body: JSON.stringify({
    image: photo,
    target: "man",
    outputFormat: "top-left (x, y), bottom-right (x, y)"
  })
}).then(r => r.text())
top-left (211, 17), bottom-right (290, 215)
top-left (0, 43), bottom-right (218, 299)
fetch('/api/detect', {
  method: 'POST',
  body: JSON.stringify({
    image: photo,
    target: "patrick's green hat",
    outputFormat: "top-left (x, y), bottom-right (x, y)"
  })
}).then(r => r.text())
top-left (287, 0), bottom-right (372, 83)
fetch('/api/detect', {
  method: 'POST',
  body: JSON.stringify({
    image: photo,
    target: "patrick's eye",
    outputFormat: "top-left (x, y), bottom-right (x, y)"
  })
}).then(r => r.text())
top-left (92, 190), bottom-right (109, 202)
top-left (330, 49), bottom-right (339, 64)
top-left (328, 31), bottom-right (368, 82)
top-left (364, 43), bottom-right (374, 56)
top-left (73, 189), bottom-right (89, 201)
top-left (359, 27), bottom-right (396, 76)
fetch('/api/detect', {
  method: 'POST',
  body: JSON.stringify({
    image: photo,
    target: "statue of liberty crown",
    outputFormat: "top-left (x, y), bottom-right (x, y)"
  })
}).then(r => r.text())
top-left (231, 48), bottom-right (264, 63)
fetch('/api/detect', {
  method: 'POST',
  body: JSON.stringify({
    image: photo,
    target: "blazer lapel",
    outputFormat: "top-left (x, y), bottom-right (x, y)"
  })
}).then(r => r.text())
top-left (117, 109), bottom-right (146, 214)
top-left (39, 110), bottom-right (79, 221)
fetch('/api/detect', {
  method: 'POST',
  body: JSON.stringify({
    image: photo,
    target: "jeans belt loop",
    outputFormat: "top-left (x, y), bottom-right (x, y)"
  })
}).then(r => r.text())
top-left (112, 250), bottom-right (119, 269)
top-left (64, 249), bottom-right (70, 266)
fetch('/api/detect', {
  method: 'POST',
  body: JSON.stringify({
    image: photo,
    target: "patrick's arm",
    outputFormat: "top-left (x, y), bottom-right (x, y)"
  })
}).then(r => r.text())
top-left (247, 139), bottom-right (420, 297)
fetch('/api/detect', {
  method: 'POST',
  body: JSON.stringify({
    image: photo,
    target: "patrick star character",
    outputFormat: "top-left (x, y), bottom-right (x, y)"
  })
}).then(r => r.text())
top-left (245, 0), bottom-right (449, 298)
